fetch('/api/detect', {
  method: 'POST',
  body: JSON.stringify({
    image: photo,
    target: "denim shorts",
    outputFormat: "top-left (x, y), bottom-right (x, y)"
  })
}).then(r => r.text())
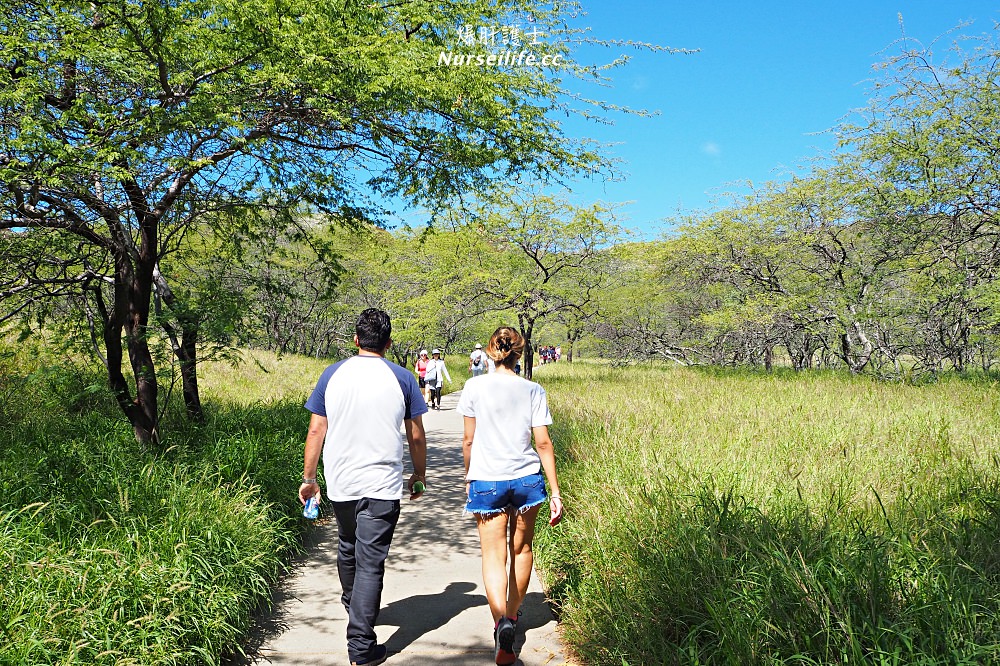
top-left (465, 472), bottom-right (547, 516)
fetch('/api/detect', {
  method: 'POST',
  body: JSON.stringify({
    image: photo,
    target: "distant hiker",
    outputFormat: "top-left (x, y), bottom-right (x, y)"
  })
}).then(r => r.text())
top-left (469, 342), bottom-right (487, 377)
top-left (299, 308), bottom-right (427, 666)
top-left (457, 326), bottom-right (563, 665)
top-left (414, 349), bottom-right (430, 406)
top-left (424, 348), bottom-right (451, 410)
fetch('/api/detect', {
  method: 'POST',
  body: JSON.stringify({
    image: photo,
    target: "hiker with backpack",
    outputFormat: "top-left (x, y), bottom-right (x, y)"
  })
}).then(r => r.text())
top-left (469, 343), bottom-right (487, 377)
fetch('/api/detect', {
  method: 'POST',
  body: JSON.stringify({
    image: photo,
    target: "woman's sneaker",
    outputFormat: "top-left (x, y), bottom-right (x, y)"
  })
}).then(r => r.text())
top-left (494, 616), bottom-right (516, 665)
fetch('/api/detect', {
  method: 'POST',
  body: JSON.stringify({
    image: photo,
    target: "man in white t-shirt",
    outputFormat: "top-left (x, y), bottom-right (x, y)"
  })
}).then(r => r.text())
top-left (469, 343), bottom-right (487, 377)
top-left (299, 308), bottom-right (427, 666)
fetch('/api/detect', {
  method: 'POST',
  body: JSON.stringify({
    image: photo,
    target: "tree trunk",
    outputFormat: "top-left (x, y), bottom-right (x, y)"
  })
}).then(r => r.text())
top-left (127, 324), bottom-right (159, 446)
top-left (840, 316), bottom-right (874, 375)
top-left (97, 208), bottom-right (162, 448)
top-left (840, 332), bottom-right (855, 373)
top-left (519, 315), bottom-right (535, 380)
top-left (566, 329), bottom-right (581, 363)
top-left (128, 229), bottom-right (160, 444)
top-left (103, 306), bottom-right (157, 446)
top-left (99, 255), bottom-right (159, 447)
top-left (153, 269), bottom-right (204, 422)
top-left (178, 319), bottom-right (203, 420)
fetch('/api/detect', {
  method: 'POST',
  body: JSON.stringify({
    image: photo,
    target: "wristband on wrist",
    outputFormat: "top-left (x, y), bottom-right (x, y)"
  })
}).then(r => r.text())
top-left (551, 494), bottom-right (561, 499)
top-left (301, 477), bottom-right (317, 485)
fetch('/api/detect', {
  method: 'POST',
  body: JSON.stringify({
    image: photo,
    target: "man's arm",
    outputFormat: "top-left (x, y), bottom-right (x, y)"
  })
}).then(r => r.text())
top-left (404, 414), bottom-right (427, 497)
top-left (299, 413), bottom-right (327, 505)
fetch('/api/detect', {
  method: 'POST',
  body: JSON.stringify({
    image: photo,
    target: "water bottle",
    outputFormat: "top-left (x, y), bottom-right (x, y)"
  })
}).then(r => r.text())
top-left (303, 495), bottom-right (320, 519)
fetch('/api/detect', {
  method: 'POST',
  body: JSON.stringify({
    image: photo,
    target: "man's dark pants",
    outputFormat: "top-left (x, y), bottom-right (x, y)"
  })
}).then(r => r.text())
top-left (332, 498), bottom-right (401, 662)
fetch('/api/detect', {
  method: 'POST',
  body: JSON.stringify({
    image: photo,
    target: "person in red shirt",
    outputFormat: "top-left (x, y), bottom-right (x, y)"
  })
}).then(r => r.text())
top-left (414, 349), bottom-right (430, 406)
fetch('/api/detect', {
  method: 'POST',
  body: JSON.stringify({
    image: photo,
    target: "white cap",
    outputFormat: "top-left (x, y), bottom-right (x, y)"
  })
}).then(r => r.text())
top-left (432, 348), bottom-right (441, 354)
top-left (420, 349), bottom-right (428, 356)
top-left (475, 343), bottom-right (482, 349)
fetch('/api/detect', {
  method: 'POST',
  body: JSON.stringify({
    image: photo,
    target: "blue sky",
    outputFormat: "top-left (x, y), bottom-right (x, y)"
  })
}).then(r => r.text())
top-left (555, 1), bottom-right (1000, 236)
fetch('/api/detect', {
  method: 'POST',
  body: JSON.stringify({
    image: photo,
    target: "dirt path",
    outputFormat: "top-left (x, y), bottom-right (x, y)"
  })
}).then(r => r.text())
top-left (252, 390), bottom-right (572, 666)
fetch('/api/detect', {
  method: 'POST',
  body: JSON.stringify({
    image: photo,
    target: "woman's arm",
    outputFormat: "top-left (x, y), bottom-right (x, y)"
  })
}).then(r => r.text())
top-left (462, 416), bottom-right (476, 478)
top-left (533, 425), bottom-right (563, 525)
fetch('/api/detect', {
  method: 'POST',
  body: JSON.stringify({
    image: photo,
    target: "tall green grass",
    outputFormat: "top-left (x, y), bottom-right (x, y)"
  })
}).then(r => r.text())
top-left (0, 344), bottom-right (460, 665)
top-left (533, 362), bottom-right (1000, 665)
top-left (0, 345), bottom-right (328, 665)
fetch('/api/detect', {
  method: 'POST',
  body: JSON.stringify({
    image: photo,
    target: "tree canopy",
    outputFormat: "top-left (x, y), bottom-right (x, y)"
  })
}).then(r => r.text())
top-left (0, 0), bottom-right (646, 442)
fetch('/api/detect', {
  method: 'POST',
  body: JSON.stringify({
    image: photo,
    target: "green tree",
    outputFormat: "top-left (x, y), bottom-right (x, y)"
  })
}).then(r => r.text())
top-left (838, 29), bottom-right (1000, 372)
top-left (0, 0), bottom-right (644, 444)
top-left (454, 190), bottom-right (625, 378)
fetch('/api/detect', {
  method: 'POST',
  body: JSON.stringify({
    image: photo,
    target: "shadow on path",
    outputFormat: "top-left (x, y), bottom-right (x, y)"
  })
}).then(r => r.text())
top-left (380, 582), bottom-right (485, 653)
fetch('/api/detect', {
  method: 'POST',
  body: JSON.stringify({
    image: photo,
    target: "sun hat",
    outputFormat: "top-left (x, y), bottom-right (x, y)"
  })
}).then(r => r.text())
top-left (432, 348), bottom-right (441, 354)
top-left (420, 349), bottom-right (428, 356)
top-left (474, 343), bottom-right (482, 349)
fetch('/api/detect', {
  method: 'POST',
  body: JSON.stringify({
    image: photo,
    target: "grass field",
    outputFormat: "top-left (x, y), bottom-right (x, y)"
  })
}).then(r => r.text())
top-left (7, 342), bottom-right (999, 665)
top-left (0, 344), bottom-right (466, 665)
top-left (531, 361), bottom-right (1000, 665)
top-left (0, 344), bottom-right (324, 665)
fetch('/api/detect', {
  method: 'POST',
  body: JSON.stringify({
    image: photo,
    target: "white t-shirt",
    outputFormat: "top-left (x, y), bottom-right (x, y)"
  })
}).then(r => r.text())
top-left (457, 373), bottom-right (553, 481)
top-left (305, 355), bottom-right (427, 501)
top-left (423, 358), bottom-right (450, 387)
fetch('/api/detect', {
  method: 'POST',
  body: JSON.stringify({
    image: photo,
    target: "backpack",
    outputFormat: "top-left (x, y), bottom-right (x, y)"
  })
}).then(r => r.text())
top-left (472, 354), bottom-right (481, 366)
top-left (424, 362), bottom-right (438, 383)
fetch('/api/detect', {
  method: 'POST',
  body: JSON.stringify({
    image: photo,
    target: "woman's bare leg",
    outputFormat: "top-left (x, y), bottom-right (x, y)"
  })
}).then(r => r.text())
top-left (506, 505), bottom-right (539, 619)
top-left (476, 511), bottom-right (511, 622)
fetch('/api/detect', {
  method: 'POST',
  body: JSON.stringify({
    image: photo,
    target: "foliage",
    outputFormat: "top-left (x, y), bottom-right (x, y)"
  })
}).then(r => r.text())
top-left (0, 0), bottom-right (653, 443)
top-left (592, 28), bottom-right (1000, 378)
top-left (0, 342), bottom-right (323, 665)
top-left (228, 192), bottom-right (627, 375)
top-left (439, 189), bottom-right (626, 377)
top-left (533, 361), bottom-right (1000, 665)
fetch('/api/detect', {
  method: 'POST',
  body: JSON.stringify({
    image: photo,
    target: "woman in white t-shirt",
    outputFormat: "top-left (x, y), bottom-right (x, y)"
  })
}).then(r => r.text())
top-left (457, 326), bottom-right (563, 666)
top-left (424, 348), bottom-right (451, 410)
